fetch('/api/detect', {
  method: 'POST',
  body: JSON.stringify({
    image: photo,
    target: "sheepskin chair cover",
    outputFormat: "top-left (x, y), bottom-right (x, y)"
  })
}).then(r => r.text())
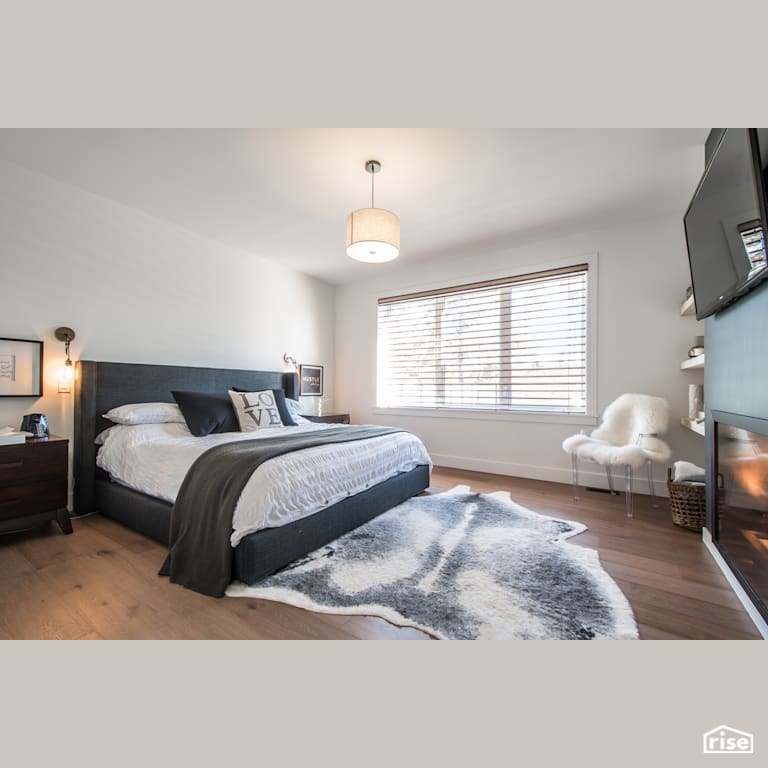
top-left (562, 394), bottom-right (672, 469)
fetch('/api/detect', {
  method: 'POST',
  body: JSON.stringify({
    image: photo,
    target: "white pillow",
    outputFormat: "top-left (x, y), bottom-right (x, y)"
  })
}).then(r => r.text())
top-left (95, 421), bottom-right (192, 445)
top-left (286, 397), bottom-right (306, 416)
top-left (94, 425), bottom-right (119, 445)
top-left (103, 402), bottom-right (186, 425)
top-left (228, 390), bottom-right (286, 432)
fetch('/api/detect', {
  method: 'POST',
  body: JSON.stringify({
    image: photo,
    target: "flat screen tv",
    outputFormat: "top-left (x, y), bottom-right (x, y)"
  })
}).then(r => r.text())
top-left (684, 128), bottom-right (768, 320)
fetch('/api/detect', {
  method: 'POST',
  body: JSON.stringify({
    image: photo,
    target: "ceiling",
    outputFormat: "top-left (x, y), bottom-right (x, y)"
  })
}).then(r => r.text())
top-left (0, 129), bottom-right (707, 284)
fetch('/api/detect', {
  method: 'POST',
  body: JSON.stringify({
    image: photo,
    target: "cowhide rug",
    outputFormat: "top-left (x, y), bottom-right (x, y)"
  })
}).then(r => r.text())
top-left (226, 485), bottom-right (638, 640)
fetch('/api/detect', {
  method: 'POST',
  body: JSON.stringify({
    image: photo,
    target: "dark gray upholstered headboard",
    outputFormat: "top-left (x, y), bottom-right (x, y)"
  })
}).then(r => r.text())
top-left (73, 360), bottom-right (299, 515)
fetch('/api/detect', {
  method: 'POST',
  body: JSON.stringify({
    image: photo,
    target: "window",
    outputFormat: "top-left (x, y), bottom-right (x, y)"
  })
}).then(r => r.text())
top-left (377, 264), bottom-right (589, 414)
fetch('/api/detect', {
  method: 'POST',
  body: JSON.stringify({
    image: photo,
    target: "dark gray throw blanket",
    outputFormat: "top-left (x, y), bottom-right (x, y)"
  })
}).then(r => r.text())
top-left (159, 426), bottom-right (403, 597)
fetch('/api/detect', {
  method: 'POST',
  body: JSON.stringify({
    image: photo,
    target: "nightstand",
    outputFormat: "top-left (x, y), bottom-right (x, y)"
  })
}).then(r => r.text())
top-left (305, 413), bottom-right (351, 424)
top-left (0, 436), bottom-right (72, 535)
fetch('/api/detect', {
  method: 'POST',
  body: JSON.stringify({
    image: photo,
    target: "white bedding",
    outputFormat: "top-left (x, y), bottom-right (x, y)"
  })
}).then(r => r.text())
top-left (96, 422), bottom-right (432, 546)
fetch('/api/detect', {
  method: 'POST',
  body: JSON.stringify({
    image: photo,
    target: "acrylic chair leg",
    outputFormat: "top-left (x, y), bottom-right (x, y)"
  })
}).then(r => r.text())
top-left (571, 453), bottom-right (579, 500)
top-left (605, 467), bottom-right (616, 495)
top-left (624, 464), bottom-right (633, 518)
top-left (646, 459), bottom-right (658, 508)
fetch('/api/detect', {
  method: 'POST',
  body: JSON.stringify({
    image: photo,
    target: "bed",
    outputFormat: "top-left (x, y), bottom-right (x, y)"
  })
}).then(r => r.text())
top-left (73, 360), bottom-right (431, 590)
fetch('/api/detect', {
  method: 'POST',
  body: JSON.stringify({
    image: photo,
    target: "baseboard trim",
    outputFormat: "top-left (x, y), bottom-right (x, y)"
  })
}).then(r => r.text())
top-left (702, 528), bottom-right (768, 639)
top-left (429, 453), bottom-right (669, 497)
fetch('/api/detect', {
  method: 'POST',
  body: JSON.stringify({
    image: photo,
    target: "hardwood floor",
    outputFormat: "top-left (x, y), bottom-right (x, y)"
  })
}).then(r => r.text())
top-left (0, 467), bottom-right (761, 639)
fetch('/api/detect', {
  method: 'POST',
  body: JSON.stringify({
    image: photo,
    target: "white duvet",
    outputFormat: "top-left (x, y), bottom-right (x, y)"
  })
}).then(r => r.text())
top-left (96, 422), bottom-right (432, 546)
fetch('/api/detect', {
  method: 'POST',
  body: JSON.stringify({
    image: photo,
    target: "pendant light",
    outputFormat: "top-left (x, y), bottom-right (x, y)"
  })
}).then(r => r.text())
top-left (345, 160), bottom-right (400, 263)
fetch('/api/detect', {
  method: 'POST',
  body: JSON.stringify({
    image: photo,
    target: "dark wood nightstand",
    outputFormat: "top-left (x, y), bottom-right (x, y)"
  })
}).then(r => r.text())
top-left (0, 436), bottom-right (72, 535)
top-left (305, 413), bottom-right (351, 424)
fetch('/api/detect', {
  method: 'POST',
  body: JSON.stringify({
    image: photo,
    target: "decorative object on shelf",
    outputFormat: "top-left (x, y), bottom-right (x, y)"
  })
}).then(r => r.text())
top-left (282, 352), bottom-right (297, 370)
top-left (687, 334), bottom-right (705, 358)
top-left (345, 159), bottom-right (400, 263)
top-left (299, 364), bottom-right (323, 396)
top-left (54, 326), bottom-right (76, 393)
top-left (0, 337), bottom-right (43, 397)
top-left (688, 384), bottom-right (705, 420)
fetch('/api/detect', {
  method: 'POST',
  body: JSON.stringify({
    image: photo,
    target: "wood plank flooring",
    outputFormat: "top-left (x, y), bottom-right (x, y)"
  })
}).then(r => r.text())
top-left (0, 467), bottom-right (762, 639)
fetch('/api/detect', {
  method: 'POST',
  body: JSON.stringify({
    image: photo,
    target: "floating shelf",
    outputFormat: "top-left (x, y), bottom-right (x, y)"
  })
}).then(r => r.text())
top-left (681, 417), bottom-right (706, 436)
top-left (680, 295), bottom-right (696, 316)
top-left (681, 354), bottom-right (705, 370)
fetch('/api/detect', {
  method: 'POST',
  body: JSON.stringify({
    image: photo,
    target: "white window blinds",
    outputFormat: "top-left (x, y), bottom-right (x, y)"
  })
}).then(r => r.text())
top-left (377, 264), bottom-right (588, 413)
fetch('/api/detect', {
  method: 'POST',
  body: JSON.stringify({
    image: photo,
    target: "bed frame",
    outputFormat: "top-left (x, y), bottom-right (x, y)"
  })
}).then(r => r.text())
top-left (73, 360), bottom-right (429, 585)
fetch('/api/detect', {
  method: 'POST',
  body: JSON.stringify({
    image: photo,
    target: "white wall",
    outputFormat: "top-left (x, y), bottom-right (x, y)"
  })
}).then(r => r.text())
top-left (0, 160), bottom-right (336, 502)
top-left (336, 214), bottom-right (705, 494)
top-left (0, 157), bottom-right (704, 503)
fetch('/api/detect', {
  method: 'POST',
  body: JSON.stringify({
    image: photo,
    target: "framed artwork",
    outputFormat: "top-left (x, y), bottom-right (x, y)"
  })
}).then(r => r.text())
top-left (299, 364), bottom-right (323, 396)
top-left (0, 337), bottom-right (43, 397)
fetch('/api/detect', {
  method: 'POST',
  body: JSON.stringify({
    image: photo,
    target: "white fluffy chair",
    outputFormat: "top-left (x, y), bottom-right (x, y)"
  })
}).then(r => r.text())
top-left (562, 393), bottom-right (672, 518)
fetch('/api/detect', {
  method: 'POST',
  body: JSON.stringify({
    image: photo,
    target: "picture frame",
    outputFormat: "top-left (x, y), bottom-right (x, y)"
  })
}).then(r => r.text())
top-left (0, 337), bottom-right (44, 397)
top-left (299, 364), bottom-right (323, 396)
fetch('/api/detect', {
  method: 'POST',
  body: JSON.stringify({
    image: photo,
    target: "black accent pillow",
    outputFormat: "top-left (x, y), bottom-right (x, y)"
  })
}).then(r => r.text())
top-left (231, 387), bottom-right (297, 426)
top-left (172, 391), bottom-right (240, 436)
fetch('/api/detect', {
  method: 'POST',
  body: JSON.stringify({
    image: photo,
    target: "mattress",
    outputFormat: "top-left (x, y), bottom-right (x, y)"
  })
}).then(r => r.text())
top-left (96, 421), bottom-right (432, 545)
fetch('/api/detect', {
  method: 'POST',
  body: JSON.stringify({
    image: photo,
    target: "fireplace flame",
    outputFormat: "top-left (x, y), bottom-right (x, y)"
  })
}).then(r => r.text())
top-left (731, 455), bottom-right (768, 498)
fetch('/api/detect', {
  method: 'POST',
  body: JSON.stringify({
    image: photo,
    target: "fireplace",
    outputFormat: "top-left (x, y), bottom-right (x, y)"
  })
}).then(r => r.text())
top-left (709, 410), bottom-right (768, 625)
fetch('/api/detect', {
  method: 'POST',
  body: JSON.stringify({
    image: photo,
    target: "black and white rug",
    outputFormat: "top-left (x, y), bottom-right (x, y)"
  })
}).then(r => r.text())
top-left (226, 486), bottom-right (638, 639)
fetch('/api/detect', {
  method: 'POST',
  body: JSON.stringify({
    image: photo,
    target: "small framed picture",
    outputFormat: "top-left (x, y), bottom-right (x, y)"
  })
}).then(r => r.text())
top-left (0, 337), bottom-right (43, 397)
top-left (299, 364), bottom-right (323, 396)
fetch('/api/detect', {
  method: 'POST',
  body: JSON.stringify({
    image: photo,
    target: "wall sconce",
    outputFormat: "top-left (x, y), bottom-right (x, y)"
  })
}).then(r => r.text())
top-left (283, 352), bottom-right (297, 370)
top-left (54, 326), bottom-right (76, 393)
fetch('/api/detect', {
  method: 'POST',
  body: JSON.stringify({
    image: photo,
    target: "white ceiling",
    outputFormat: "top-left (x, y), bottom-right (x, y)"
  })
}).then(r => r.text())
top-left (0, 129), bottom-right (707, 284)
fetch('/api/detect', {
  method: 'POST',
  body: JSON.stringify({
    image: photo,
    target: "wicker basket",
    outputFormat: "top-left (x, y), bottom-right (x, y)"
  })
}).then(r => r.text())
top-left (667, 467), bottom-right (706, 531)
